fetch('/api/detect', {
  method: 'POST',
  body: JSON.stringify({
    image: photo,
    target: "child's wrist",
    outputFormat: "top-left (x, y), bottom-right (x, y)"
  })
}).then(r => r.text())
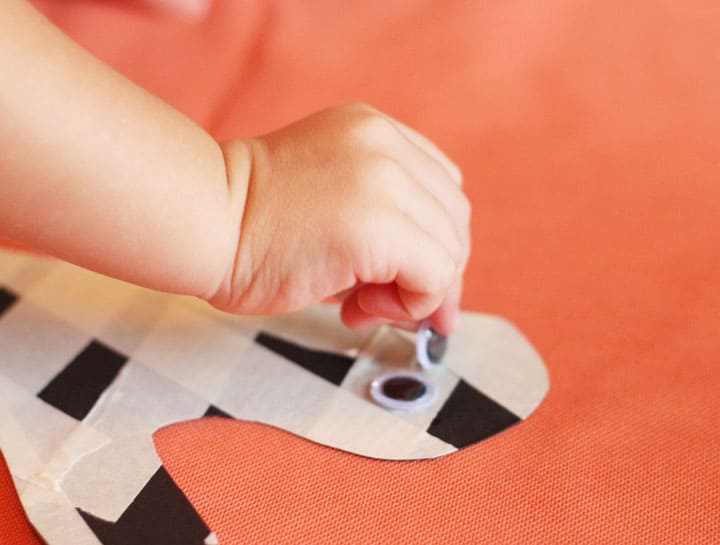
top-left (202, 139), bottom-right (253, 305)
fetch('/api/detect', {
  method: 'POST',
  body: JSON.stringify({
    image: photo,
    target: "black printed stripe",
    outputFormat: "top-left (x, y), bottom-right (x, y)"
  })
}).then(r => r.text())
top-left (0, 287), bottom-right (18, 317)
top-left (204, 404), bottom-right (233, 419)
top-left (38, 340), bottom-right (127, 420)
top-left (79, 466), bottom-right (210, 545)
top-left (427, 380), bottom-right (520, 449)
top-left (255, 332), bottom-right (355, 386)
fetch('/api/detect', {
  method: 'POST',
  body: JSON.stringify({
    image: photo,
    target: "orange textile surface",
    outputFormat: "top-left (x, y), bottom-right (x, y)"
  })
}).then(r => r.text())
top-left (3, 1), bottom-right (720, 543)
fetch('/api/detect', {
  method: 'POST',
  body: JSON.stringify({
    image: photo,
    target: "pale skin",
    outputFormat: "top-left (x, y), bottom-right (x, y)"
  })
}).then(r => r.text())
top-left (0, 0), bottom-right (471, 335)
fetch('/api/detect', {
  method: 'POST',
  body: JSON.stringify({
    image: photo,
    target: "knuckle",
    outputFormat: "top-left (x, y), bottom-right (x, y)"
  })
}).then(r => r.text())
top-left (455, 192), bottom-right (472, 226)
top-left (461, 233), bottom-right (471, 263)
top-left (346, 102), bottom-right (378, 115)
top-left (450, 236), bottom-right (466, 266)
top-left (460, 193), bottom-right (472, 221)
top-left (350, 113), bottom-right (398, 144)
top-left (438, 216), bottom-right (466, 267)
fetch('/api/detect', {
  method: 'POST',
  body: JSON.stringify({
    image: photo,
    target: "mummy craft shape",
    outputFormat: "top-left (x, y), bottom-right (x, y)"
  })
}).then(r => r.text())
top-left (0, 249), bottom-right (549, 545)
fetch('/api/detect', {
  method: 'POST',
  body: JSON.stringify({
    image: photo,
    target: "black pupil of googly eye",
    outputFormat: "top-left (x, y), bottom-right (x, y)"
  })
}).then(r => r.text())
top-left (381, 377), bottom-right (427, 401)
top-left (426, 330), bottom-right (447, 364)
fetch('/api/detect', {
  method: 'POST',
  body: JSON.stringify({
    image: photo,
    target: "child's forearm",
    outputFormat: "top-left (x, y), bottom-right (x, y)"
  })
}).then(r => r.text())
top-left (0, 0), bottom-right (247, 298)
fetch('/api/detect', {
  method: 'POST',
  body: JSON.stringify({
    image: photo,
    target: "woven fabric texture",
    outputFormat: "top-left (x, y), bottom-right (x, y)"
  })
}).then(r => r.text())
top-left (2, 0), bottom-right (719, 543)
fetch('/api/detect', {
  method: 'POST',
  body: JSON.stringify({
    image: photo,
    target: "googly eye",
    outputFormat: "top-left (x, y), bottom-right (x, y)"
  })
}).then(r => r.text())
top-left (416, 320), bottom-right (448, 371)
top-left (369, 372), bottom-right (437, 411)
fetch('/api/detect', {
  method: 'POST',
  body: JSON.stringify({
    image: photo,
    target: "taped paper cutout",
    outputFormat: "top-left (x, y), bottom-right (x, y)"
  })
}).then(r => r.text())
top-left (0, 249), bottom-right (549, 544)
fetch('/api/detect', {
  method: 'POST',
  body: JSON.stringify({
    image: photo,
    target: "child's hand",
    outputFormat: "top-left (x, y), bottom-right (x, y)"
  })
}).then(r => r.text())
top-left (1, 3), bottom-right (468, 335)
top-left (212, 105), bottom-right (470, 335)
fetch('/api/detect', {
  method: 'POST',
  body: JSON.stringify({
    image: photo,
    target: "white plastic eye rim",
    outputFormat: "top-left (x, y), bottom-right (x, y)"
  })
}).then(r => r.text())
top-left (416, 319), bottom-right (437, 371)
top-left (369, 372), bottom-right (437, 412)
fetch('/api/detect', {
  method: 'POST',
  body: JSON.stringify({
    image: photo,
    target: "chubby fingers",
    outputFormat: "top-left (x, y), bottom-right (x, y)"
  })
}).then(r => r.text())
top-left (386, 117), bottom-right (464, 187)
top-left (342, 212), bottom-right (460, 331)
top-left (337, 107), bottom-right (470, 333)
top-left (392, 137), bottom-right (472, 262)
top-left (341, 272), bottom-right (465, 335)
top-left (381, 112), bottom-right (470, 331)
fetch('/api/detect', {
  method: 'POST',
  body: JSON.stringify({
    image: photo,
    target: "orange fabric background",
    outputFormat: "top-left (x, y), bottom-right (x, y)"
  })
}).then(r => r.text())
top-left (2, 1), bottom-right (719, 542)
